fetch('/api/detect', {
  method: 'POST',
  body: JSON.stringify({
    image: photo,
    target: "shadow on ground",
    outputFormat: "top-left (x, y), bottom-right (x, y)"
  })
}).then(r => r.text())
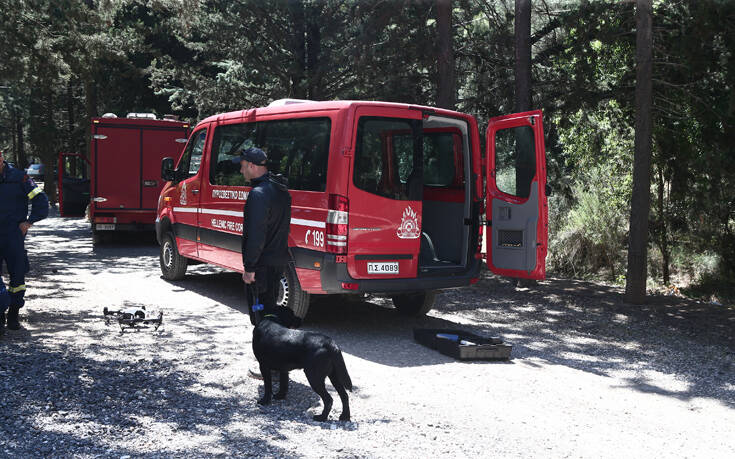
top-left (18, 213), bottom-right (735, 418)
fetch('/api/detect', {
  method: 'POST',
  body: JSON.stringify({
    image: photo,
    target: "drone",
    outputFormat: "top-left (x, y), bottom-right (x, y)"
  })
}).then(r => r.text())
top-left (103, 305), bottom-right (163, 331)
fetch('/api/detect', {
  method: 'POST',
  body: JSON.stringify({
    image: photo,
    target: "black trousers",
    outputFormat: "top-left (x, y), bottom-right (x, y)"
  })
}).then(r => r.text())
top-left (245, 266), bottom-right (284, 324)
top-left (0, 228), bottom-right (29, 312)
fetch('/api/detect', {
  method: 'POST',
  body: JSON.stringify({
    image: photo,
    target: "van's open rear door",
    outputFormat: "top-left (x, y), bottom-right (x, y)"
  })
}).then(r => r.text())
top-left (485, 110), bottom-right (548, 279)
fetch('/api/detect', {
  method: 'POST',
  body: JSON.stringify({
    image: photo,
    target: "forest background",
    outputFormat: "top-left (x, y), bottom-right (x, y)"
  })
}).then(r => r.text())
top-left (0, 0), bottom-right (732, 305)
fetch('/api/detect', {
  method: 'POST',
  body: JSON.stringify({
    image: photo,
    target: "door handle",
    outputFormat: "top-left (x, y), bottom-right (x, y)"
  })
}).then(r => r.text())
top-left (191, 189), bottom-right (199, 195)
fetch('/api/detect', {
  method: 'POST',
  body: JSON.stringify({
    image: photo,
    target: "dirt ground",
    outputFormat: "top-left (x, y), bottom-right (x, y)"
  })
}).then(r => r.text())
top-left (1, 208), bottom-right (734, 458)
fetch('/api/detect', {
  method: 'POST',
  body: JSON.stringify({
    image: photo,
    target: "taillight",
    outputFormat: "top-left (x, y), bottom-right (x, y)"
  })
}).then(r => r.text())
top-left (326, 194), bottom-right (348, 254)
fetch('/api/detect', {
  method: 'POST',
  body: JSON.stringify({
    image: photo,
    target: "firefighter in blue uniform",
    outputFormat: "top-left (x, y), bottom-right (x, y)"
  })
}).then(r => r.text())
top-left (0, 151), bottom-right (49, 334)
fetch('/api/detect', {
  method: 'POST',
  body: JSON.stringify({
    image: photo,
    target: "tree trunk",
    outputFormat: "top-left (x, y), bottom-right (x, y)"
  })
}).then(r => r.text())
top-left (656, 165), bottom-right (670, 285)
top-left (44, 91), bottom-right (57, 204)
top-left (514, 0), bottom-right (532, 113)
top-left (84, 77), bottom-right (97, 162)
top-left (16, 115), bottom-right (26, 168)
top-left (513, 0), bottom-right (536, 288)
top-left (306, 10), bottom-right (321, 100)
top-left (435, 0), bottom-right (455, 110)
top-left (514, 0), bottom-right (534, 196)
top-left (11, 109), bottom-right (17, 163)
top-left (67, 79), bottom-right (75, 152)
top-left (288, 0), bottom-right (307, 99)
top-left (624, 0), bottom-right (653, 304)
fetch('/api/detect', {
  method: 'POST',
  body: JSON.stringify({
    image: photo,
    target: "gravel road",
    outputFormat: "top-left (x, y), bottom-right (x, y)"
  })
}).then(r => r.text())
top-left (1, 209), bottom-right (734, 458)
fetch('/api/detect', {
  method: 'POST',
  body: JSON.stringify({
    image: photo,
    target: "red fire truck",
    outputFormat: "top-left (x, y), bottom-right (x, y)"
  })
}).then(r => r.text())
top-left (156, 100), bottom-right (548, 318)
top-left (89, 114), bottom-right (189, 243)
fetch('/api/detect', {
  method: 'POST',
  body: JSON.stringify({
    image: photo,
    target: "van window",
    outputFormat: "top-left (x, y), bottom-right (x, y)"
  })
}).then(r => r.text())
top-left (393, 131), bottom-right (458, 187)
top-left (210, 123), bottom-right (257, 186)
top-left (260, 118), bottom-right (330, 191)
top-left (177, 129), bottom-right (207, 179)
top-left (209, 118), bottom-right (331, 191)
top-left (495, 126), bottom-right (535, 199)
top-left (355, 117), bottom-right (421, 201)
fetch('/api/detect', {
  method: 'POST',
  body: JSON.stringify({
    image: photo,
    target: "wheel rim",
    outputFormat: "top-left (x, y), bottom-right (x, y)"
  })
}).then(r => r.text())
top-left (163, 241), bottom-right (173, 269)
top-left (277, 274), bottom-right (290, 307)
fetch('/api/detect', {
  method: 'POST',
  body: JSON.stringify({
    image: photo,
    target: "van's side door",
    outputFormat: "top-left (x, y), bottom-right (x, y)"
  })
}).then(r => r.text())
top-left (196, 120), bottom-right (255, 272)
top-left (485, 110), bottom-right (548, 279)
top-left (171, 128), bottom-right (208, 259)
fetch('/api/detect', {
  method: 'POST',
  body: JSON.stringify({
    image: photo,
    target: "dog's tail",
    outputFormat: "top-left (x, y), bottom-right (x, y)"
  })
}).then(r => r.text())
top-left (332, 346), bottom-right (353, 391)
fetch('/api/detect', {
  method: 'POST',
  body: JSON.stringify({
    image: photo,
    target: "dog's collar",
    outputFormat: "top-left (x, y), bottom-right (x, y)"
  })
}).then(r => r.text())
top-left (263, 314), bottom-right (278, 319)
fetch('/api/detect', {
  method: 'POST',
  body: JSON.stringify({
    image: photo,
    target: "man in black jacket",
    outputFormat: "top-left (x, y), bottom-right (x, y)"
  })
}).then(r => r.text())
top-left (237, 147), bottom-right (291, 313)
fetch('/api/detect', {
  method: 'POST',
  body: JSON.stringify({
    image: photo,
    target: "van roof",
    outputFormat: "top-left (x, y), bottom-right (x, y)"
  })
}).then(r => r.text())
top-left (196, 100), bottom-right (467, 127)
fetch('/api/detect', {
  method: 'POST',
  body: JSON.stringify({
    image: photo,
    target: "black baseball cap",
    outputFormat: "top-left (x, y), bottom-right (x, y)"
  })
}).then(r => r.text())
top-left (233, 147), bottom-right (267, 166)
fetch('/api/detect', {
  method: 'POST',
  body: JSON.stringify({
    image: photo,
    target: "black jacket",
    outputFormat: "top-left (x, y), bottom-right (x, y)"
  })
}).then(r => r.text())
top-left (242, 172), bottom-right (291, 271)
top-left (0, 162), bottom-right (49, 234)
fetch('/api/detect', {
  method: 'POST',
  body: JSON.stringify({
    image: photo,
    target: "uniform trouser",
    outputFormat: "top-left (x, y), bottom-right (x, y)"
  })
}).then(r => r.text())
top-left (0, 228), bottom-right (28, 313)
top-left (255, 266), bottom-right (284, 311)
top-left (245, 266), bottom-right (284, 324)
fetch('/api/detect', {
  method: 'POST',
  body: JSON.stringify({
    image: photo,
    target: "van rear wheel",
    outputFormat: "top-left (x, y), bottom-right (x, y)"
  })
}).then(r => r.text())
top-left (160, 232), bottom-right (188, 280)
top-left (278, 263), bottom-right (310, 319)
top-left (391, 291), bottom-right (436, 316)
top-left (92, 230), bottom-right (109, 245)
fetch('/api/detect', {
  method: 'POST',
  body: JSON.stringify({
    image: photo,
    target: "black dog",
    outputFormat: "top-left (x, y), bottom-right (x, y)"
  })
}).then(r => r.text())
top-left (251, 305), bottom-right (353, 422)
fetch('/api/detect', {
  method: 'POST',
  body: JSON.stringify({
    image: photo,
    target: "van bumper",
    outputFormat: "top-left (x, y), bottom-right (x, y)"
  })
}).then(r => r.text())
top-left (293, 249), bottom-right (482, 294)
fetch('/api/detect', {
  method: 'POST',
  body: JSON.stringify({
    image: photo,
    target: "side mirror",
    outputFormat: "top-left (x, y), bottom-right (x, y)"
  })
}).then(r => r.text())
top-left (161, 157), bottom-right (176, 182)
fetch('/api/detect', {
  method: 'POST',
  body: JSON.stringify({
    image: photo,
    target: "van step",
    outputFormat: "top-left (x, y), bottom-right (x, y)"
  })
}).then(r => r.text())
top-left (413, 328), bottom-right (511, 360)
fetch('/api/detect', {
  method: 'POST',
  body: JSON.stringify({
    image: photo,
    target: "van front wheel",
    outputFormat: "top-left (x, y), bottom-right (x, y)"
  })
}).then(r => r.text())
top-left (391, 291), bottom-right (436, 316)
top-left (278, 263), bottom-right (310, 319)
top-left (160, 232), bottom-right (188, 280)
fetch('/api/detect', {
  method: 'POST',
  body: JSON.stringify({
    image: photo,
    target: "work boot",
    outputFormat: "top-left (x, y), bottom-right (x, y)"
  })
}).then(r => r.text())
top-left (6, 306), bottom-right (20, 330)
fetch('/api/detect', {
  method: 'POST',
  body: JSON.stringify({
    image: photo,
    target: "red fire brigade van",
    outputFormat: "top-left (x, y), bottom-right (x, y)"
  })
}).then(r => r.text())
top-left (157, 100), bottom-right (548, 318)
top-left (90, 114), bottom-right (189, 243)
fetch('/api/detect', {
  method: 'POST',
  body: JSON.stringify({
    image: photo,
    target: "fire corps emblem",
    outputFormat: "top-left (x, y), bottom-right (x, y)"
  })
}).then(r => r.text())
top-left (396, 206), bottom-right (421, 239)
top-left (180, 182), bottom-right (188, 205)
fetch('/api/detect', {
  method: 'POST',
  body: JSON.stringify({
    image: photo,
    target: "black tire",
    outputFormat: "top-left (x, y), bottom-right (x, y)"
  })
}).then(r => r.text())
top-left (92, 230), bottom-right (111, 245)
top-left (160, 232), bottom-right (188, 280)
top-left (391, 290), bottom-right (436, 316)
top-left (278, 262), bottom-right (310, 319)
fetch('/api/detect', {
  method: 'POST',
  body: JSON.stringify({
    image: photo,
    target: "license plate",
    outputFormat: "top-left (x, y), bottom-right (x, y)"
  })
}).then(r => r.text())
top-left (367, 262), bottom-right (399, 274)
top-left (96, 224), bottom-right (115, 231)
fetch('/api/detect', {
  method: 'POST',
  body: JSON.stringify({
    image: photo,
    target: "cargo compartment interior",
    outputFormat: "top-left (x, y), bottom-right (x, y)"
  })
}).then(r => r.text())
top-left (418, 116), bottom-right (471, 273)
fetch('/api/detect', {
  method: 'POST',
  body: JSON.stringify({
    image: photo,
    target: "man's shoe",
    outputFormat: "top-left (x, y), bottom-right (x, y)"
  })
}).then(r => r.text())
top-left (7, 306), bottom-right (20, 330)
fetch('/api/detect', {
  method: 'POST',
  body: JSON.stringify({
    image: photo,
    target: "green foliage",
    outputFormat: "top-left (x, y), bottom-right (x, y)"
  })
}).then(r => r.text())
top-left (547, 99), bottom-right (633, 281)
top-left (549, 160), bottom-right (632, 281)
top-left (0, 0), bottom-right (732, 298)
